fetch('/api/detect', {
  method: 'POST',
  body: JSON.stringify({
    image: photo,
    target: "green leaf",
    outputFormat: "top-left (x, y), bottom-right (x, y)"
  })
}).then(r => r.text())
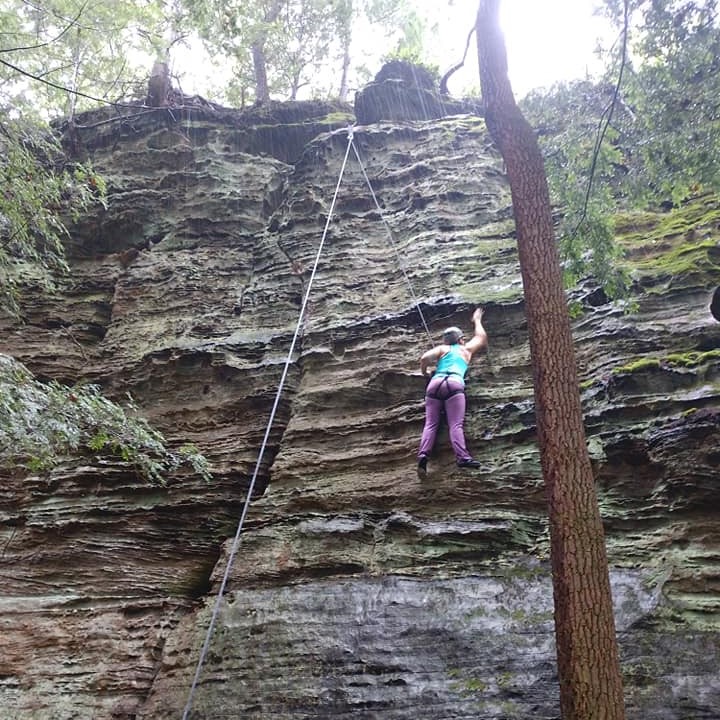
top-left (0, 354), bottom-right (213, 485)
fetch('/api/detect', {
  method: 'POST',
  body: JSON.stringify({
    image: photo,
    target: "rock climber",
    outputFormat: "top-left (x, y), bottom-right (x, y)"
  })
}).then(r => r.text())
top-left (417, 307), bottom-right (487, 478)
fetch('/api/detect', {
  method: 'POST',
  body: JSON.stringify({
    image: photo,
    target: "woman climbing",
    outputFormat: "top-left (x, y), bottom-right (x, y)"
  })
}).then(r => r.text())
top-left (417, 307), bottom-right (487, 478)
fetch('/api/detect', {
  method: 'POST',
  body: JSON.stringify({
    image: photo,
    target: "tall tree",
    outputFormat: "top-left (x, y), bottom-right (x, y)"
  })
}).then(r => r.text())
top-left (273, 0), bottom-right (338, 100)
top-left (250, 0), bottom-right (284, 103)
top-left (184, 0), bottom-right (417, 104)
top-left (475, 2), bottom-right (626, 719)
top-left (334, 0), bottom-right (354, 100)
top-left (186, 0), bottom-right (333, 104)
top-left (334, 0), bottom-right (420, 100)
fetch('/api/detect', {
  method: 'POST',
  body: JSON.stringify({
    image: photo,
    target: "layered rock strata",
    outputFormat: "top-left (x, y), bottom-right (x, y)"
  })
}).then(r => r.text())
top-left (1, 97), bottom-right (719, 719)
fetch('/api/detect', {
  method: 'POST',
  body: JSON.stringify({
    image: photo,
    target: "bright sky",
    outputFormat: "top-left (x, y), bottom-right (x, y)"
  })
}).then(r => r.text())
top-left (433, 0), bottom-right (616, 97)
top-left (501, 0), bottom-right (616, 95)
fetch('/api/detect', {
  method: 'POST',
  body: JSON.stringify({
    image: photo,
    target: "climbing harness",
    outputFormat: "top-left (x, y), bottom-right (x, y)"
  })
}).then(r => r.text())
top-left (181, 125), bottom-right (434, 718)
top-left (426, 373), bottom-right (466, 400)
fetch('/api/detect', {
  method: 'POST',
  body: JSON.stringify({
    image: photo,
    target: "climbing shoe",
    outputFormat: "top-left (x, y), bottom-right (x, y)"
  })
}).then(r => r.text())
top-left (417, 455), bottom-right (428, 479)
top-left (456, 458), bottom-right (482, 469)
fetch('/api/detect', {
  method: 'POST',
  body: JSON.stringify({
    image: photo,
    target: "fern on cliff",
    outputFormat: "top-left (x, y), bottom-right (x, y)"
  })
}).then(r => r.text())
top-left (0, 117), bottom-right (106, 316)
top-left (0, 354), bottom-right (211, 484)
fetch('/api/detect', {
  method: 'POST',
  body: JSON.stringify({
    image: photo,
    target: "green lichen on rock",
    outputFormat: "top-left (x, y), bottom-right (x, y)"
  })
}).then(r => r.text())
top-left (451, 676), bottom-right (488, 696)
top-left (0, 354), bottom-right (210, 483)
top-left (612, 349), bottom-right (720, 375)
top-left (616, 193), bottom-right (720, 289)
top-left (319, 111), bottom-right (356, 125)
top-left (634, 238), bottom-right (719, 287)
top-left (665, 349), bottom-right (720, 367)
top-left (616, 193), bottom-right (720, 242)
top-left (612, 357), bottom-right (662, 374)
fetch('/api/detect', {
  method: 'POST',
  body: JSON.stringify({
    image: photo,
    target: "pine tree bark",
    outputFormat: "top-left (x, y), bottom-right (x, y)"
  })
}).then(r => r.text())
top-left (475, 2), bottom-right (626, 718)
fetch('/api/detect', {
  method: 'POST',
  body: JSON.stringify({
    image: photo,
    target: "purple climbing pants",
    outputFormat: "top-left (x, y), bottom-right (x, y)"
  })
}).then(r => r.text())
top-left (418, 374), bottom-right (471, 462)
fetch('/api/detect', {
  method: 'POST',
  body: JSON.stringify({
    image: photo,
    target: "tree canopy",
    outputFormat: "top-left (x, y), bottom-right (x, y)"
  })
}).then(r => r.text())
top-left (521, 0), bottom-right (720, 297)
top-left (182, 0), bottom-right (427, 104)
top-left (0, 0), bottom-right (171, 117)
top-left (608, 0), bottom-right (720, 204)
top-left (0, 354), bottom-right (210, 482)
top-left (0, 116), bottom-right (105, 314)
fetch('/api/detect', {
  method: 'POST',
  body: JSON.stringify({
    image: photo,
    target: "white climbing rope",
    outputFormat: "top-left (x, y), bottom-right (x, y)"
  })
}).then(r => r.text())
top-left (181, 127), bottom-right (356, 720)
top-left (349, 135), bottom-right (434, 344)
top-left (181, 125), bottom-right (438, 718)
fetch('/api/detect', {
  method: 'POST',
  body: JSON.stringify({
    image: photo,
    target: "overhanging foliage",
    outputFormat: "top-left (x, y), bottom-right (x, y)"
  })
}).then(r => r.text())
top-left (0, 354), bottom-right (211, 484)
top-left (0, 116), bottom-right (106, 315)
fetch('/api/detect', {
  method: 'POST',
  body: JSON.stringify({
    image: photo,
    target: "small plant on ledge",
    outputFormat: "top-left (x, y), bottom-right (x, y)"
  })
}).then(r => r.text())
top-left (0, 354), bottom-right (211, 485)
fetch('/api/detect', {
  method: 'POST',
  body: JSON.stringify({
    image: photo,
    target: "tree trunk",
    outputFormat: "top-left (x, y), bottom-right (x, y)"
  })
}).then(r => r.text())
top-left (251, 0), bottom-right (284, 104)
top-left (251, 40), bottom-right (270, 103)
top-left (147, 60), bottom-right (171, 107)
top-left (339, 42), bottom-right (351, 101)
top-left (475, 2), bottom-right (626, 719)
top-left (65, 27), bottom-right (83, 120)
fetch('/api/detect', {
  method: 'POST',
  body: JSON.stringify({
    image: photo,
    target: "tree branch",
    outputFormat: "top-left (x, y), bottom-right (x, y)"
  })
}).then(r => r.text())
top-left (0, 56), bottom-right (142, 110)
top-left (0, 0), bottom-right (88, 54)
top-left (571, 0), bottom-right (629, 238)
top-left (439, 24), bottom-right (476, 95)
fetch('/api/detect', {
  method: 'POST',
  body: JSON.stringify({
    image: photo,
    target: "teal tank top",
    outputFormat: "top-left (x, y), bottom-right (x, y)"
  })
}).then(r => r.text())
top-left (435, 345), bottom-right (468, 381)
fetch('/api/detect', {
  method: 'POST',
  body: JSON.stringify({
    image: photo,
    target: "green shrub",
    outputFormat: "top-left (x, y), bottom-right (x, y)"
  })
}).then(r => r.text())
top-left (0, 354), bottom-right (211, 484)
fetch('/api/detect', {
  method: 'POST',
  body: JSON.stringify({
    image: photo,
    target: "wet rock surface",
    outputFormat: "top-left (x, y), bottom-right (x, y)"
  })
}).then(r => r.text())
top-left (355, 60), bottom-right (481, 124)
top-left (1, 96), bottom-right (719, 719)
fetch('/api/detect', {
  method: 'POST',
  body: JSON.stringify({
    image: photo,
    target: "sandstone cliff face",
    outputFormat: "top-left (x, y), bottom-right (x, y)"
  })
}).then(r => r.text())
top-left (1, 97), bottom-right (719, 719)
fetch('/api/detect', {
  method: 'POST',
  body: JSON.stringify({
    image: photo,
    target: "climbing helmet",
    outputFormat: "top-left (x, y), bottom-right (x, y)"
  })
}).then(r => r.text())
top-left (442, 326), bottom-right (464, 344)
